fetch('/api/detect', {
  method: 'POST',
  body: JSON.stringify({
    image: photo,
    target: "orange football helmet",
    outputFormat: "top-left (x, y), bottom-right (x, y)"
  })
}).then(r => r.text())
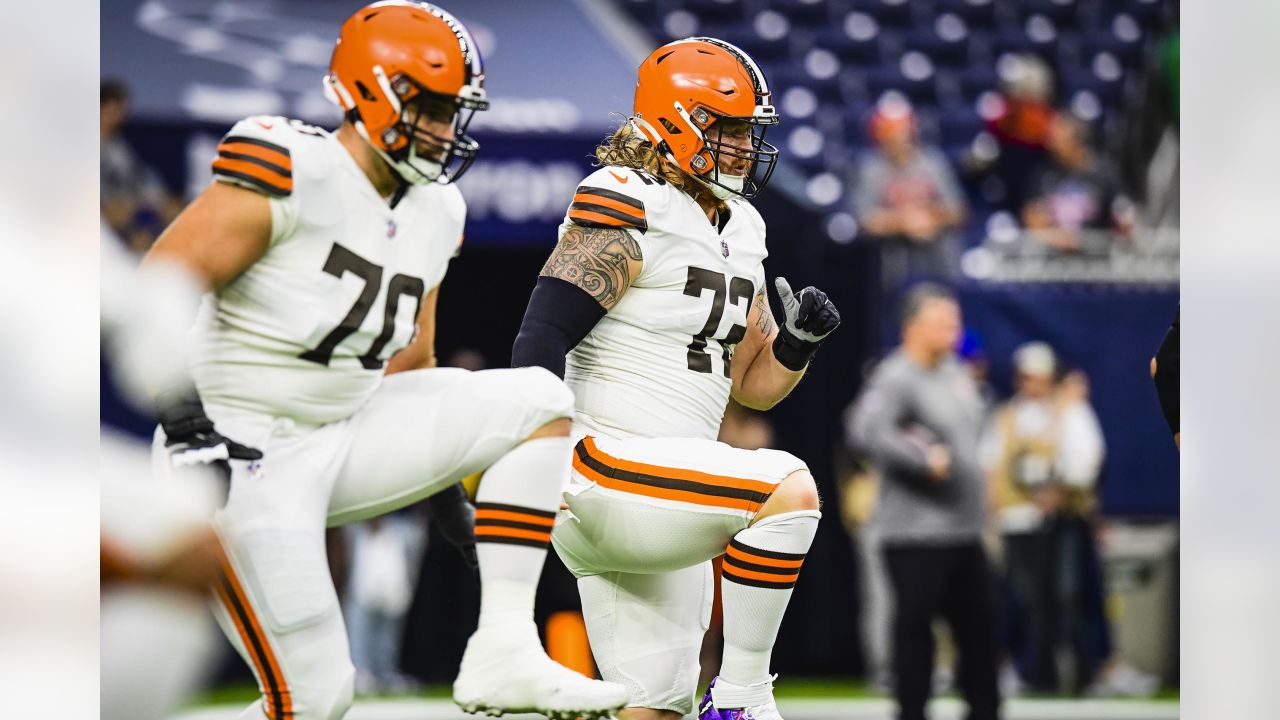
top-left (632, 37), bottom-right (779, 199)
top-left (325, 1), bottom-right (488, 184)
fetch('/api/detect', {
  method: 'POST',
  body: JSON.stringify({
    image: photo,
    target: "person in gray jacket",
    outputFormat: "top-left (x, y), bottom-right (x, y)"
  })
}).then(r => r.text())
top-left (849, 283), bottom-right (1000, 720)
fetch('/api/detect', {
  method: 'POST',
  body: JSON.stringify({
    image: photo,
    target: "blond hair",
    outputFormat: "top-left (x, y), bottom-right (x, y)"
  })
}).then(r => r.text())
top-left (593, 119), bottom-right (726, 214)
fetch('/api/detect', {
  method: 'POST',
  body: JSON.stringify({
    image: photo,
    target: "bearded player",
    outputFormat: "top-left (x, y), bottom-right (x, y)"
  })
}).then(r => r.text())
top-left (141, 3), bottom-right (626, 719)
top-left (511, 38), bottom-right (842, 720)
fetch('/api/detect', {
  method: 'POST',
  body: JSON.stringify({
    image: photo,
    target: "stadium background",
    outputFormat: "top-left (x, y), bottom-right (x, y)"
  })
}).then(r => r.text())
top-left (100, 0), bottom-right (1179, 711)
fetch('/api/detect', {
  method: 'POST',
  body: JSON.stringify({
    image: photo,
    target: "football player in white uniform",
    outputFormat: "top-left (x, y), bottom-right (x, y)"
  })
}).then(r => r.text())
top-left (140, 3), bottom-right (627, 719)
top-left (511, 38), bottom-right (843, 720)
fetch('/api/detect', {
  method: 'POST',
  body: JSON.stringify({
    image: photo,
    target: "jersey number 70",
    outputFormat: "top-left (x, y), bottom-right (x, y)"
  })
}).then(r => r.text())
top-left (298, 243), bottom-right (425, 369)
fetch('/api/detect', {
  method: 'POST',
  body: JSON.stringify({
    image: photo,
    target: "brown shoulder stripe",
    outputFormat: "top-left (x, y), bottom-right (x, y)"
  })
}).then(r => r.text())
top-left (569, 185), bottom-right (648, 233)
top-left (575, 185), bottom-right (644, 212)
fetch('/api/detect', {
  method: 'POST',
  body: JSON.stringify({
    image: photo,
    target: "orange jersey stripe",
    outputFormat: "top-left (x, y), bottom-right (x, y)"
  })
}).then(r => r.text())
top-left (217, 544), bottom-right (293, 719)
top-left (725, 544), bottom-right (805, 570)
top-left (722, 565), bottom-right (801, 584)
top-left (475, 526), bottom-right (552, 543)
top-left (572, 193), bottom-right (646, 221)
top-left (212, 158), bottom-right (294, 192)
top-left (218, 141), bottom-right (292, 171)
top-left (567, 208), bottom-right (635, 228)
top-left (582, 436), bottom-right (779, 496)
top-left (573, 452), bottom-right (765, 513)
top-left (475, 509), bottom-right (556, 527)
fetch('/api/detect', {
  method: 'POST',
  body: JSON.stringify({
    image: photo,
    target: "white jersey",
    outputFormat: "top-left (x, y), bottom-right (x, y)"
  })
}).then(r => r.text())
top-left (561, 166), bottom-right (768, 441)
top-left (193, 116), bottom-right (465, 425)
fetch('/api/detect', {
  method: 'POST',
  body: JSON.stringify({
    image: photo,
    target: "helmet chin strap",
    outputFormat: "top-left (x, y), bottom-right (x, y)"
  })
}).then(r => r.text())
top-left (695, 166), bottom-right (745, 201)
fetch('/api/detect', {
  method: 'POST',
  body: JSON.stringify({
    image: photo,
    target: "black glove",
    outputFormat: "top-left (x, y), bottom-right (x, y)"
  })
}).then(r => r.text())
top-left (157, 389), bottom-right (262, 500)
top-left (427, 483), bottom-right (478, 572)
top-left (771, 277), bottom-right (842, 371)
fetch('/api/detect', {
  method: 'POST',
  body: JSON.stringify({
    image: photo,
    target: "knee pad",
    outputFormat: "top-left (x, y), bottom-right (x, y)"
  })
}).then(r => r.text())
top-left (517, 366), bottom-right (575, 419)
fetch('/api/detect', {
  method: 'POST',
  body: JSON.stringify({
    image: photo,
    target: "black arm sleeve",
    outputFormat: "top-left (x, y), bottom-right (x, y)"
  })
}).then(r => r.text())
top-left (511, 276), bottom-right (607, 378)
top-left (1152, 305), bottom-right (1179, 436)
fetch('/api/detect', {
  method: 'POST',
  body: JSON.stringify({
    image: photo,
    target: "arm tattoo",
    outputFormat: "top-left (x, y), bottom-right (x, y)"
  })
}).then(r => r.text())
top-left (753, 289), bottom-right (775, 336)
top-left (540, 224), bottom-right (643, 310)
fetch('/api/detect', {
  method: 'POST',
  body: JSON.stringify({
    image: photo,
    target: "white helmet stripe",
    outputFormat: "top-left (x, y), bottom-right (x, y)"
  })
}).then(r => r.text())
top-left (686, 36), bottom-right (770, 98)
top-left (422, 2), bottom-right (484, 89)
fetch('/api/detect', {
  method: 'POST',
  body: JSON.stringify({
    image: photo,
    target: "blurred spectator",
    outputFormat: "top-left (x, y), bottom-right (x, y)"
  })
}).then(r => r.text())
top-left (1021, 116), bottom-right (1133, 252)
top-left (344, 513), bottom-right (428, 694)
top-left (979, 343), bottom-right (1155, 695)
top-left (1116, 14), bottom-right (1178, 228)
top-left (855, 94), bottom-right (968, 294)
top-left (849, 284), bottom-right (999, 720)
top-left (101, 79), bottom-right (182, 253)
top-left (983, 55), bottom-right (1057, 212)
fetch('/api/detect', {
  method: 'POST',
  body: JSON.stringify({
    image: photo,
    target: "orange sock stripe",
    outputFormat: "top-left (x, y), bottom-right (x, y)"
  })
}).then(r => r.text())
top-left (474, 508), bottom-right (556, 527)
top-left (475, 526), bottom-right (552, 543)
top-left (725, 544), bottom-right (805, 570)
top-left (722, 565), bottom-right (801, 585)
top-left (216, 543), bottom-right (293, 719)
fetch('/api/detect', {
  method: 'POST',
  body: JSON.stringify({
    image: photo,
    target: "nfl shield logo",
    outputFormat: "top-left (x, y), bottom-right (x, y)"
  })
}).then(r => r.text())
top-left (387, 219), bottom-right (398, 239)
top-left (720, 239), bottom-right (730, 258)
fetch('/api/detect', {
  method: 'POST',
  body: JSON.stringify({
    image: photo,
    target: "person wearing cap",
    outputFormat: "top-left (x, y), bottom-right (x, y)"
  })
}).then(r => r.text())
top-left (854, 94), bottom-right (968, 299)
top-left (979, 342), bottom-right (1106, 693)
top-left (848, 283), bottom-right (999, 720)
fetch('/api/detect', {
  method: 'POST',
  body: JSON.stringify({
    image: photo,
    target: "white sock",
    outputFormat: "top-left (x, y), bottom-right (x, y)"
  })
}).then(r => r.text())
top-left (473, 436), bottom-right (570, 631)
top-left (717, 510), bottom-right (820, 699)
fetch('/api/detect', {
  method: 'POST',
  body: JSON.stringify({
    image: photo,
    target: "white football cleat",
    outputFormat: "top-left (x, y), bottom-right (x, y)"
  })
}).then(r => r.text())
top-left (453, 626), bottom-right (629, 720)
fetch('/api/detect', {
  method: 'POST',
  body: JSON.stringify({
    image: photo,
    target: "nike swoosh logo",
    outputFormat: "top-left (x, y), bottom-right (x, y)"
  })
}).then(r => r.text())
top-left (608, 170), bottom-right (629, 184)
top-left (255, 119), bottom-right (274, 130)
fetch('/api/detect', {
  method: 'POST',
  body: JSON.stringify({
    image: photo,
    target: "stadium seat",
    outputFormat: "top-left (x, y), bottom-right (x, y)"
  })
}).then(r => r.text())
top-left (939, 106), bottom-right (986, 146)
top-left (866, 63), bottom-right (939, 106)
top-left (933, 0), bottom-right (1001, 30)
top-left (684, 0), bottom-right (749, 26)
top-left (1059, 66), bottom-right (1124, 108)
top-left (619, 0), bottom-right (664, 26)
top-left (900, 26), bottom-right (972, 68)
top-left (1080, 34), bottom-right (1145, 68)
top-left (859, 0), bottom-right (919, 29)
top-left (770, 66), bottom-right (844, 105)
top-left (990, 27), bottom-right (1058, 67)
top-left (714, 27), bottom-right (794, 67)
top-left (814, 25), bottom-right (885, 66)
top-left (953, 65), bottom-right (1000, 104)
top-left (764, 0), bottom-right (834, 28)
top-left (1013, 0), bottom-right (1080, 30)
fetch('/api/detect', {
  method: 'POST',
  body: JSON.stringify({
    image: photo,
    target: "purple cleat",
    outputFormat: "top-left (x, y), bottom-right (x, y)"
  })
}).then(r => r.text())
top-left (698, 676), bottom-right (783, 720)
